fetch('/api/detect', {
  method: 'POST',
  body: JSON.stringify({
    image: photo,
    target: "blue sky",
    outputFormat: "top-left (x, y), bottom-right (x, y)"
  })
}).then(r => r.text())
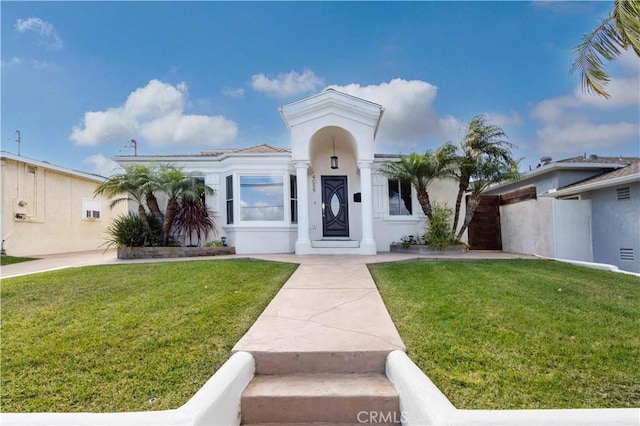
top-left (2, 1), bottom-right (638, 176)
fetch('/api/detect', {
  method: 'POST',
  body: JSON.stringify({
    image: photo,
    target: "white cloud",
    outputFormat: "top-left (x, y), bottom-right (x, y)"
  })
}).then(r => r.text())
top-left (83, 154), bottom-right (122, 177)
top-left (483, 112), bottom-right (522, 129)
top-left (15, 17), bottom-right (63, 50)
top-left (0, 57), bottom-right (58, 70)
top-left (251, 68), bottom-right (323, 98)
top-left (531, 67), bottom-right (639, 155)
top-left (223, 87), bottom-right (245, 98)
top-left (616, 48), bottom-right (640, 75)
top-left (536, 122), bottom-right (638, 154)
top-left (328, 78), bottom-right (464, 146)
top-left (70, 79), bottom-right (238, 147)
top-left (1, 57), bottom-right (22, 67)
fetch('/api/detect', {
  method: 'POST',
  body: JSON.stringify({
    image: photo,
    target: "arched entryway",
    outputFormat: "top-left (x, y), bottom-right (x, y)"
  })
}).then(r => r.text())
top-left (280, 89), bottom-right (384, 255)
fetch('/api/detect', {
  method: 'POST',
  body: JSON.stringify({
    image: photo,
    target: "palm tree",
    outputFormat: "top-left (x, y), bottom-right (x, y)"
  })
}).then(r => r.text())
top-left (436, 115), bottom-right (516, 235)
top-left (380, 152), bottom-right (440, 221)
top-left (456, 156), bottom-right (520, 240)
top-left (571, 0), bottom-right (640, 98)
top-left (155, 165), bottom-right (214, 246)
top-left (94, 165), bottom-right (155, 239)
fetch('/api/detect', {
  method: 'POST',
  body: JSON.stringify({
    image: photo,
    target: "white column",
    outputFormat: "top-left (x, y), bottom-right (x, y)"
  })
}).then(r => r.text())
top-left (294, 161), bottom-right (312, 254)
top-left (358, 160), bottom-right (376, 254)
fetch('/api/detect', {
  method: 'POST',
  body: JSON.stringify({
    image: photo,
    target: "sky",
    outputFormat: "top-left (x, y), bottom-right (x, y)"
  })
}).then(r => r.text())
top-left (2, 1), bottom-right (639, 177)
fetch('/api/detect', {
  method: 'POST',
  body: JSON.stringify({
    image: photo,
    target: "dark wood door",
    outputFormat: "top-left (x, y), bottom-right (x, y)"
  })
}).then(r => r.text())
top-left (322, 176), bottom-right (349, 237)
top-left (467, 195), bottom-right (502, 250)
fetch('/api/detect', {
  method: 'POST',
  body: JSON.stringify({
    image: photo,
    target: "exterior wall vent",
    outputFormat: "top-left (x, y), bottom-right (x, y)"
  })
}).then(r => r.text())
top-left (616, 187), bottom-right (631, 200)
top-left (27, 166), bottom-right (36, 174)
top-left (620, 248), bottom-right (634, 261)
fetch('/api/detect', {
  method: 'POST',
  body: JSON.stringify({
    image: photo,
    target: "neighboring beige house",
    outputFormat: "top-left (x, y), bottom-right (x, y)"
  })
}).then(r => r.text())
top-left (1, 151), bottom-right (125, 257)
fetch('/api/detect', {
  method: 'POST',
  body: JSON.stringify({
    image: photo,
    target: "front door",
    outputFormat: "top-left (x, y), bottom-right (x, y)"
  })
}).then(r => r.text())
top-left (322, 175), bottom-right (349, 237)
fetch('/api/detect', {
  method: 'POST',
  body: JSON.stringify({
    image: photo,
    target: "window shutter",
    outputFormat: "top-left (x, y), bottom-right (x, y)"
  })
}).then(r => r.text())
top-left (372, 172), bottom-right (387, 218)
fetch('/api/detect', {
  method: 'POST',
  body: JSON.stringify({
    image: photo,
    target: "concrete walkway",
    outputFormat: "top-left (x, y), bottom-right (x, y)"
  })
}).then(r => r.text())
top-left (233, 255), bottom-right (407, 375)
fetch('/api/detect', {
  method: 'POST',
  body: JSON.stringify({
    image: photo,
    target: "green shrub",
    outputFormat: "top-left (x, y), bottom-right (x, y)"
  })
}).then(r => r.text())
top-left (105, 212), bottom-right (163, 248)
top-left (203, 240), bottom-right (224, 247)
top-left (424, 202), bottom-right (456, 249)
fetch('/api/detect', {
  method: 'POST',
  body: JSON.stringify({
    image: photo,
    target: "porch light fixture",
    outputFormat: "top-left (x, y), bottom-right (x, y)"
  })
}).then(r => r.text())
top-left (330, 136), bottom-right (338, 169)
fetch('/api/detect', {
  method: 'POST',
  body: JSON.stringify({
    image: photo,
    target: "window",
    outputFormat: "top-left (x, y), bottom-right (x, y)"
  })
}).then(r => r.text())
top-left (388, 179), bottom-right (412, 215)
top-left (82, 198), bottom-right (101, 220)
top-left (290, 175), bottom-right (298, 224)
top-left (226, 175), bottom-right (233, 224)
top-left (240, 176), bottom-right (284, 221)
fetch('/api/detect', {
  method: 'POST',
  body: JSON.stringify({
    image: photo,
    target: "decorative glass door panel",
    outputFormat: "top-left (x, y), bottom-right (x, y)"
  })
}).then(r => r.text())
top-left (321, 175), bottom-right (349, 237)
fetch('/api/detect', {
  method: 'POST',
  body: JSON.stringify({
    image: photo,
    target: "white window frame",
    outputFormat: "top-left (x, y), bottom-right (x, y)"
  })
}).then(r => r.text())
top-left (82, 198), bottom-right (101, 221)
top-left (238, 174), bottom-right (287, 224)
top-left (388, 178), bottom-right (413, 216)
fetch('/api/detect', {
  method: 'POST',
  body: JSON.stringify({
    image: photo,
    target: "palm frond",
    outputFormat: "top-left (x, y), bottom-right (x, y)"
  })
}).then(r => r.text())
top-left (570, 0), bottom-right (638, 98)
top-left (614, 0), bottom-right (640, 55)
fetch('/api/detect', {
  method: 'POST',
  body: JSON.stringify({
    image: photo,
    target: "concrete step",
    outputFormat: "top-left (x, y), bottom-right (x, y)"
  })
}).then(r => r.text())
top-left (251, 350), bottom-right (390, 375)
top-left (311, 239), bottom-right (360, 248)
top-left (241, 373), bottom-right (401, 425)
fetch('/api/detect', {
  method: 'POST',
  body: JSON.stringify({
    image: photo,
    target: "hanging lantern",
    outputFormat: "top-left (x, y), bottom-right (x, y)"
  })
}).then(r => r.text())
top-left (330, 136), bottom-right (338, 169)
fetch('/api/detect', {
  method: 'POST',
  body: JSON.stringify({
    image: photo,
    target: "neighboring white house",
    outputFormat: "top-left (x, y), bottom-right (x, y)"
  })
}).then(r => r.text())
top-left (485, 155), bottom-right (640, 273)
top-left (115, 89), bottom-right (464, 255)
top-left (0, 152), bottom-right (126, 257)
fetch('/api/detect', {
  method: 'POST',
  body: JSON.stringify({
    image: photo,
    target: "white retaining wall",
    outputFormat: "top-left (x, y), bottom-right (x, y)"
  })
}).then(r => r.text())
top-left (386, 350), bottom-right (639, 426)
top-left (0, 351), bottom-right (255, 426)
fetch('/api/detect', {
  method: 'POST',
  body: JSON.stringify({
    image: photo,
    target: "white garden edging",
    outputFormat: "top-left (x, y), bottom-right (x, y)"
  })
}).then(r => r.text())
top-left (0, 351), bottom-right (255, 426)
top-left (534, 255), bottom-right (640, 277)
top-left (386, 350), bottom-right (640, 426)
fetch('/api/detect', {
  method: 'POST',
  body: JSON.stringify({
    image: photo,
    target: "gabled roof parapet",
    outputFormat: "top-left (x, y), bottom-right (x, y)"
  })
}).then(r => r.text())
top-left (114, 143), bottom-right (291, 164)
top-left (545, 159), bottom-right (640, 198)
top-left (0, 151), bottom-right (105, 181)
top-left (280, 88), bottom-right (384, 137)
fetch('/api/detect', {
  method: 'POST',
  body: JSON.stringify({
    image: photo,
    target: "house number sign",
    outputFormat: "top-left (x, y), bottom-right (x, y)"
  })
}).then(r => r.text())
top-left (312, 174), bottom-right (316, 192)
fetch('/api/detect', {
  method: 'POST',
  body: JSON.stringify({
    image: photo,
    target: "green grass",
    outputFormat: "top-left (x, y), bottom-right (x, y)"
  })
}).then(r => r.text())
top-left (0, 259), bottom-right (297, 413)
top-left (1, 255), bottom-right (37, 266)
top-left (369, 259), bottom-right (640, 409)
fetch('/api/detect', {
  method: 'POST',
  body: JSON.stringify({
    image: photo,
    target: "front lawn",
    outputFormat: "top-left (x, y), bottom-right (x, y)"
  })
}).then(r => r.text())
top-left (369, 259), bottom-right (639, 409)
top-left (0, 259), bottom-right (297, 413)
top-left (1, 255), bottom-right (37, 266)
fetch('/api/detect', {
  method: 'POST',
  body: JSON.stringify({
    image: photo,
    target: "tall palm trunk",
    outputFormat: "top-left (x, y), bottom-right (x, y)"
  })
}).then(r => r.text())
top-left (451, 183), bottom-right (465, 234)
top-left (137, 204), bottom-right (151, 245)
top-left (146, 193), bottom-right (164, 223)
top-left (456, 195), bottom-right (481, 240)
top-left (162, 198), bottom-right (179, 246)
top-left (416, 189), bottom-right (433, 221)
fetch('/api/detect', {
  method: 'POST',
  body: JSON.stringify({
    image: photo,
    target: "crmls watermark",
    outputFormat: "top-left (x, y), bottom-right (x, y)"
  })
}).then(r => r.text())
top-left (357, 410), bottom-right (408, 423)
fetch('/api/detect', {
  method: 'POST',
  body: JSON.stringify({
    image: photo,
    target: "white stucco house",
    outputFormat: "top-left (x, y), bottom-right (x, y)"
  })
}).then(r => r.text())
top-left (115, 89), bottom-right (464, 255)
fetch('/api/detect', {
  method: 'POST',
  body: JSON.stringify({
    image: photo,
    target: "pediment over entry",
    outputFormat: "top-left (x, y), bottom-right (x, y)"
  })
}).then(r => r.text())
top-left (280, 89), bottom-right (384, 162)
top-left (280, 88), bottom-right (383, 133)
